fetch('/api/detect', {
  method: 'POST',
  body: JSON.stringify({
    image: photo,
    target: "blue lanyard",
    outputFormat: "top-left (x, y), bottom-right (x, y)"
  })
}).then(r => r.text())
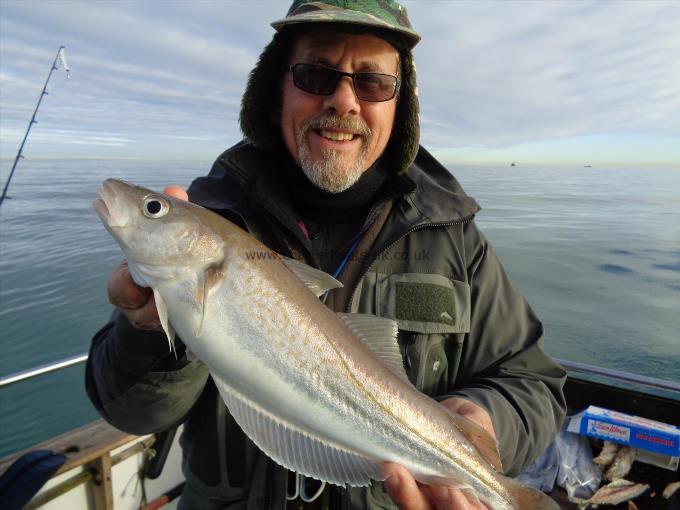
top-left (332, 235), bottom-right (362, 279)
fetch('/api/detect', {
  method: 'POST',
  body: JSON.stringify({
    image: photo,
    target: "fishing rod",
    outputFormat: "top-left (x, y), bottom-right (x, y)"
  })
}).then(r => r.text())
top-left (0, 46), bottom-right (70, 208)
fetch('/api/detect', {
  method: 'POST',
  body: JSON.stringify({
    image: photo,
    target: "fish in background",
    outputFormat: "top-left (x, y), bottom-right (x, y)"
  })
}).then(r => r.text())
top-left (592, 441), bottom-right (620, 466)
top-left (662, 480), bottom-right (680, 499)
top-left (592, 441), bottom-right (637, 482)
top-left (604, 446), bottom-right (636, 481)
top-left (93, 179), bottom-right (560, 510)
top-left (571, 479), bottom-right (649, 509)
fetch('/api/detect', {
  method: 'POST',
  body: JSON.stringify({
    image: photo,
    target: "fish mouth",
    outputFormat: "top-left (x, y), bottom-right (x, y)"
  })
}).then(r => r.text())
top-left (93, 179), bottom-right (129, 229)
top-left (92, 196), bottom-right (110, 223)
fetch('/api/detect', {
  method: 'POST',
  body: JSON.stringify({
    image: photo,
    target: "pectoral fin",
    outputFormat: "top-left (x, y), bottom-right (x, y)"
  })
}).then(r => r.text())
top-left (197, 264), bottom-right (225, 337)
top-left (153, 289), bottom-right (176, 354)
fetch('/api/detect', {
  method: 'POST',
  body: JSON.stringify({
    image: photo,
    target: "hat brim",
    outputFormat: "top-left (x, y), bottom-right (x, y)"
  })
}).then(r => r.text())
top-left (271, 9), bottom-right (420, 49)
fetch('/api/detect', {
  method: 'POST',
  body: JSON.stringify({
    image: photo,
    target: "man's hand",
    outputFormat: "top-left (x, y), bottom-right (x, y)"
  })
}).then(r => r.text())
top-left (106, 185), bottom-right (188, 330)
top-left (383, 398), bottom-right (495, 510)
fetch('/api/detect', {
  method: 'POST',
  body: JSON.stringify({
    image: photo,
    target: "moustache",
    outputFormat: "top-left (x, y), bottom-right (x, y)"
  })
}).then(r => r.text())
top-left (301, 114), bottom-right (372, 139)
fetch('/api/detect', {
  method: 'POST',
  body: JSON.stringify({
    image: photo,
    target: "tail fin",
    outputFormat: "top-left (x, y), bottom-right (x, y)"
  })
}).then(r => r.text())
top-left (504, 476), bottom-right (560, 510)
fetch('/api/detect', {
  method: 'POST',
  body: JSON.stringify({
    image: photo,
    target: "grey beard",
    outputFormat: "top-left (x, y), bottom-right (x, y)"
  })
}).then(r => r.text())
top-left (296, 115), bottom-right (372, 194)
top-left (298, 146), bottom-right (367, 194)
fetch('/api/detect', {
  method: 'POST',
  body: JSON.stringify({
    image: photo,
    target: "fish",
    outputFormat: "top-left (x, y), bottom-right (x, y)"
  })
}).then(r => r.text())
top-left (663, 480), bottom-right (680, 499)
top-left (604, 446), bottom-right (636, 481)
top-left (592, 440), bottom-right (619, 466)
top-left (93, 179), bottom-right (560, 510)
top-left (571, 479), bottom-right (649, 509)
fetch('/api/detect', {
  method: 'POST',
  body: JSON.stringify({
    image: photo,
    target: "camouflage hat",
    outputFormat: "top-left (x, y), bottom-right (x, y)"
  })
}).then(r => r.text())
top-left (271, 0), bottom-right (421, 49)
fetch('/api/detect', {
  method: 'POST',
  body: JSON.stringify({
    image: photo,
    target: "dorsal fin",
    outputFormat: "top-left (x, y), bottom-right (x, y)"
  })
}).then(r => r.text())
top-left (282, 257), bottom-right (343, 297)
top-left (336, 313), bottom-right (410, 382)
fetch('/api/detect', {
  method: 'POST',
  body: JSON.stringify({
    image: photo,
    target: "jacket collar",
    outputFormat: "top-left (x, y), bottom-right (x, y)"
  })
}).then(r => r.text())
top-left (405, 146), bottom-right (481, 224)
top-left (189, 141), bottom-right (480, 229)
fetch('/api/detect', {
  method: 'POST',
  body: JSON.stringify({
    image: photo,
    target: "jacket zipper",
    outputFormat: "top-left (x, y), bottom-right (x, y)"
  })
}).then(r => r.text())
top-left (345, 216), bottom-right (475, 313)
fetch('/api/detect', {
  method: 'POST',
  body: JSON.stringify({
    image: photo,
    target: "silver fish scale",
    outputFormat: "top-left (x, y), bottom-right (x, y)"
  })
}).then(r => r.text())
top-left (155, 254), bottom-right (511, 508)
top-left (96, 179), bottom-right (560, 510)
top-left (214, 260), bottom-right (504, 498)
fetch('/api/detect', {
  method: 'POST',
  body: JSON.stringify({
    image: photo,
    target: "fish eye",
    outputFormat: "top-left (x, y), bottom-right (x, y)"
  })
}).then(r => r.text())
top-left (143, 195), bottom-right (169, 218)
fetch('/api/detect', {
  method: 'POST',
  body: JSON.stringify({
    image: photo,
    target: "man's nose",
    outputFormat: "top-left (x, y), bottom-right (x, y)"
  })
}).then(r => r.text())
top-left (322, 76), bottom-right (360, 116)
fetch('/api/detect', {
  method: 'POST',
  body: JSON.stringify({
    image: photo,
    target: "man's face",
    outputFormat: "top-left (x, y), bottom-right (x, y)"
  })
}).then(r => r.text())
top-left (280, 30), bottom-right (399, 193)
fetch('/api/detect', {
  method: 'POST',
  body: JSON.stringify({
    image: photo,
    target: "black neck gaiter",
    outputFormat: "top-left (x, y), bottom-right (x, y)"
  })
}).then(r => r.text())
top-left (281, 155), bottom-right (389, 224)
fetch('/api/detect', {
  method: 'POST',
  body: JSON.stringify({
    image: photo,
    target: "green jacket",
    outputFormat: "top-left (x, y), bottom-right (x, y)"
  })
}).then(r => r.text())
top-left (86, 142), bottom-right (566, 509)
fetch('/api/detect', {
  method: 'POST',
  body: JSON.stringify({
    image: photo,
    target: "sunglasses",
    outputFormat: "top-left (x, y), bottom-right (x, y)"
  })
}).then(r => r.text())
top-left (289, 63), bottom-right (399, 102)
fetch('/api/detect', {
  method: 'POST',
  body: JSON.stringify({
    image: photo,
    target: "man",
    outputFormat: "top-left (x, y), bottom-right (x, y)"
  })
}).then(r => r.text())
top-left (86, 1), bottom-right (567, 509)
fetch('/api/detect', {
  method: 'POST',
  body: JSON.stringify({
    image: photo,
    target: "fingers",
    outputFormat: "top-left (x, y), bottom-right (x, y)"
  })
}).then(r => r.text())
top-left (384, 463), bottom-right (490, 510)
top-left (440, 398), bottom-right (496, 440)
top-left (383, 463), bottom-right (432, 510)
top-left (163, 185), bottom-right (188, 201)
top-left (426, 486), bottom-right (478, 509)
top-left (122, 297), bottom-right (162, 331)
top-left (107, 260), bottom-right (160, 330)
top-left (107, 260), bottom-right (148, 308)
top-left (104, 182), bottom-right (185, 332)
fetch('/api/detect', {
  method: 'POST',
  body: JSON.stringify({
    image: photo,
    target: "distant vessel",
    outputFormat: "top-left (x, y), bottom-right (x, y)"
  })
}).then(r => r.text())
top-left (584, 165), bottom-right (592, 168)
top-left (511, 162), bottom-right (516, 167)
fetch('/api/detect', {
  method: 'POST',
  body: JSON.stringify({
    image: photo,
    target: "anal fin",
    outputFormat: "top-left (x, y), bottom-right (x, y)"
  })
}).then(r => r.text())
top-left (212, 376), bottom-right (382, 487)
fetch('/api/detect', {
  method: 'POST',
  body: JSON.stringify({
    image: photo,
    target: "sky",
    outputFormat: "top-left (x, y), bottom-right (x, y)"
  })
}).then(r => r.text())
top-left (1, 0), bottom-right (679, 168)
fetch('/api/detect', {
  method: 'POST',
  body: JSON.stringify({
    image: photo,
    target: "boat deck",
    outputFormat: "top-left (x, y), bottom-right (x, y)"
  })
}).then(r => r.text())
top-left (550, 377), bottom-right (680, 510)
top-left (1, 374), bottom-right (677, 509)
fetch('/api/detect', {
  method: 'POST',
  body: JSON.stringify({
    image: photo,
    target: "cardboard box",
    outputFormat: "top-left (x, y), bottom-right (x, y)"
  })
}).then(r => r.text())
top-left (567, 405), bottom-right (680, 459)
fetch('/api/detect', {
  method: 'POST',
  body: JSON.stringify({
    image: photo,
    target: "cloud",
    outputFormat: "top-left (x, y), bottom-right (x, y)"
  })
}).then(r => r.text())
top-left (1, 0), bottom-right (679, 163)
top-left (408, 0), bottom-right (680, 151)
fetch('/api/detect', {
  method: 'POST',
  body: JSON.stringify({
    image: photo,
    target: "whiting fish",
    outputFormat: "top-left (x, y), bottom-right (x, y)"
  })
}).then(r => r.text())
top-left (604, 446), bottom-right (636, 481)
top-left (592, 440), bottom-right (620, 466)
top-left (663, 480), bottom-right (680, 499)
top-left (571, 479), bottom-right (649, 509)
top-left (94, 179), bottom-right (560, 510)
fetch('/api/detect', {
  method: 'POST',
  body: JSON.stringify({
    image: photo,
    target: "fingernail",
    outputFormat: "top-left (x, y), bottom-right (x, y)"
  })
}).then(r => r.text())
top-left (384, 474), bottom-right (399, 493)
top-left (429, 486), bottom-right (451, 503)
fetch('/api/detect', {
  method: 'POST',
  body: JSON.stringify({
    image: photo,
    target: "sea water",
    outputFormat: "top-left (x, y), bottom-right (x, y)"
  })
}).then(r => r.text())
top-left (0, 159), bottom-right (678, 458)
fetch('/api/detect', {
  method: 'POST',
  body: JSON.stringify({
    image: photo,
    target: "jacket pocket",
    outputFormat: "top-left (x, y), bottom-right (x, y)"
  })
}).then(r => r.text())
top-left (375, 273), bottom-right (471, 395)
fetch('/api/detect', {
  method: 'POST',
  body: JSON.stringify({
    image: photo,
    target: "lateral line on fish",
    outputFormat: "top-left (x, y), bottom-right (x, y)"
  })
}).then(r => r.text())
top-left (327, 333), bottom-right (505, 501)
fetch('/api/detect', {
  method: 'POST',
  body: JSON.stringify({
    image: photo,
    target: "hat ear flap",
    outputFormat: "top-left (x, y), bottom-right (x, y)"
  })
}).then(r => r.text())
top-left (240, 31), bottom-right (291, 152)
top-left (386, 50), bottom-right (419, 174)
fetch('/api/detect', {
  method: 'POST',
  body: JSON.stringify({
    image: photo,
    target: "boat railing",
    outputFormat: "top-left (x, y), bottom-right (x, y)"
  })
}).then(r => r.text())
top-left (0, 353), bottom-right (88, 388)
top-left (555, 358), bottom-right (680, 393)
top-left (1, 353), bottom-right (678, 393)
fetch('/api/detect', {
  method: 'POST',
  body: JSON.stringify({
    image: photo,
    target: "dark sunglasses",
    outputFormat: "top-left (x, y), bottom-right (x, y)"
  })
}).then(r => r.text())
top-left (289, 63), bottom-right (399, 102)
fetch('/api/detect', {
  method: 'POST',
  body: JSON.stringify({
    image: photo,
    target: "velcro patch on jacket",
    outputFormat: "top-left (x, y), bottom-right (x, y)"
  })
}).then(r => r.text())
top-left (395, 282), bottom-right (456, 326)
